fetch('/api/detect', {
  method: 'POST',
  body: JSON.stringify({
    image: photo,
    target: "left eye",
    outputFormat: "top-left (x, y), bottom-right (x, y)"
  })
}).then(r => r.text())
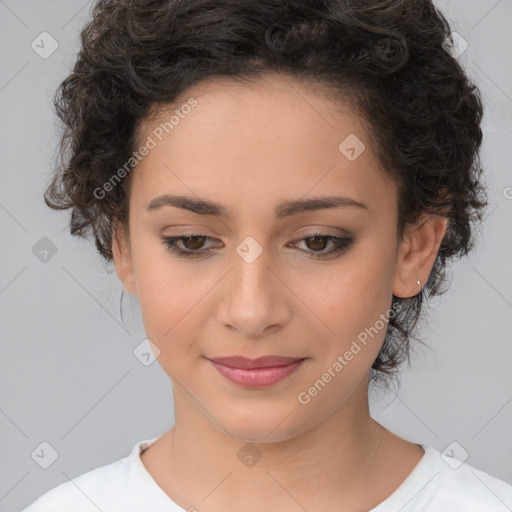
top-left (160, 233), bottom-right (355, 259)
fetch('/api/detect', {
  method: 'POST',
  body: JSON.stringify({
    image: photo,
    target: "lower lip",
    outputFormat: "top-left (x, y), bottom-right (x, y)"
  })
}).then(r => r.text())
top-left (208, 359), bottom-right (306, 388)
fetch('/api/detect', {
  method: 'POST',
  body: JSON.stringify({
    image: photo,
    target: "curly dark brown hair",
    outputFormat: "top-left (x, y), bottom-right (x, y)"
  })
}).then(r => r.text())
top-left (45, 0), bottom-right (487, 389)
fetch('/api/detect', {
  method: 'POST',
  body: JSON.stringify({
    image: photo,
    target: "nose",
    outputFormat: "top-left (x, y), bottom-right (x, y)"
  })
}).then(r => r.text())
top-left (216, 243), bottom-right (291, 339)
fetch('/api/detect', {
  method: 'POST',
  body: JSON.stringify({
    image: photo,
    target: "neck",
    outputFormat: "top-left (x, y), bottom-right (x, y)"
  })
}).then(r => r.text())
top-left (157, 376), bottom-right (391, 511)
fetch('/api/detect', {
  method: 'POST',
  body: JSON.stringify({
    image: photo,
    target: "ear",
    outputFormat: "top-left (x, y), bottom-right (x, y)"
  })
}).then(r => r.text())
top-left (392, 213), bottom-right (449, 298)
top-left (112, 221), bottom-right (137, 296)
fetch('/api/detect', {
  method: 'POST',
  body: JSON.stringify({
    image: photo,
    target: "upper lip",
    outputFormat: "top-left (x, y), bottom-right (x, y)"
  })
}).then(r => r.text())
top-left (207, 355), bottom-right (306, 369)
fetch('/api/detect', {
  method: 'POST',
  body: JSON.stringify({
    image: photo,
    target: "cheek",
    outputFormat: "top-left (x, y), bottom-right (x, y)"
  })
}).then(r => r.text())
top-left (293, 267), bottom-right (393, 414)
top-left (131, 236), bottom-right (204, 352)
top-left (302, 247), bottom-right (396, 378)
top-left (137, 274), bottom-right (204, 345)
top-left (137, 275), bottom-right (210, 384)
top-left (307, 255), bottom-right (389, 334)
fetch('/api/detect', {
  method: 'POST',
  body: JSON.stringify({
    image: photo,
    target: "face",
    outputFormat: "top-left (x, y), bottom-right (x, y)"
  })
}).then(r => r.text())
top-left (113, 73), bottom-right (445, 443)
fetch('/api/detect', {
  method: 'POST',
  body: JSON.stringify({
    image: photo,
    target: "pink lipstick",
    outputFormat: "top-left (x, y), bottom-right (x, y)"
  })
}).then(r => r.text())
top-left (207, 355), bottom-right (306, 388)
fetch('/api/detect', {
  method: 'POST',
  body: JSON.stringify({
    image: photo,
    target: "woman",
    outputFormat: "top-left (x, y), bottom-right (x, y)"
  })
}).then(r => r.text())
top-left (22, 0), bottom-right (512, 510)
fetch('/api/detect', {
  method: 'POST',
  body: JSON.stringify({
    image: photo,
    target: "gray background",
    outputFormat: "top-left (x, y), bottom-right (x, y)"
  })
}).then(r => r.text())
top-left (1, 1), bottom-right (511, 510)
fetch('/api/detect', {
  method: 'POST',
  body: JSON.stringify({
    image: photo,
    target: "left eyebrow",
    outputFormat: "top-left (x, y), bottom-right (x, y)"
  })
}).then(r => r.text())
top-left (145, 194), bottom-right (368, 220)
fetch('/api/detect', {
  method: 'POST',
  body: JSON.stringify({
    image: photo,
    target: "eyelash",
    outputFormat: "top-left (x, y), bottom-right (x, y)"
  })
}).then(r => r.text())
top-left (160, 233), bottom-right (355, 260)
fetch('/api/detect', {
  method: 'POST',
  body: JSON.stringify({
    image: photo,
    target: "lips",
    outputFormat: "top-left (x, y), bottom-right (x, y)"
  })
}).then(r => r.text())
top-left (206, 355), bottom-right (307, 388)
top-left (208, 355), bottom-right (305, 369)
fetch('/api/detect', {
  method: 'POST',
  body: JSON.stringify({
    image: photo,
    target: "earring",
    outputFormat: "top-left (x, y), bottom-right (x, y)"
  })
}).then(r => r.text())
top-left (418, 279), bottom-right (423, 294)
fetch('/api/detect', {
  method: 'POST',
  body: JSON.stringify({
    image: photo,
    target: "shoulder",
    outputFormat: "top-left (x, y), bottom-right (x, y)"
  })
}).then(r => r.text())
top-left (427, 453), bottom-right (512, 509)
top-left (378, 444), bottom-right (512, 511)
top-left (20, 438), bottom-right (158, 512)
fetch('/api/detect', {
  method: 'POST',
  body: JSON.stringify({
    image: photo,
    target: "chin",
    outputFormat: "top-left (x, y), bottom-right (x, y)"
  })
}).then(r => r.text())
top-left (211, 407), bottom-right (309, 445)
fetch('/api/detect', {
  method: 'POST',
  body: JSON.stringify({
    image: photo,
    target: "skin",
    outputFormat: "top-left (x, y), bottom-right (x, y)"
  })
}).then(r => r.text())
top-left (112, 72), bottom-right (448, 511)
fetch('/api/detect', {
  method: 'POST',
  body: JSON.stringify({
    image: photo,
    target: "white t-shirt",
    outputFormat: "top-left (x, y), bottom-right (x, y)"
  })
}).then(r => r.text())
top-left (21, 437), bottom-right (512, 511)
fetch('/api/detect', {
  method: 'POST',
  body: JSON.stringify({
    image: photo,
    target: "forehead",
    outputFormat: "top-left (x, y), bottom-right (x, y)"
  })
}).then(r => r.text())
top-left (130, 73), bottom-right (395, 219)
top-left (138, 73), bottom-right (369, 144)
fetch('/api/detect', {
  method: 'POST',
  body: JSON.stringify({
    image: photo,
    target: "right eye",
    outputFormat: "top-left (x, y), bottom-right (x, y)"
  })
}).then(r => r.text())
top-left (161, 234), bottom-right (219, 259)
